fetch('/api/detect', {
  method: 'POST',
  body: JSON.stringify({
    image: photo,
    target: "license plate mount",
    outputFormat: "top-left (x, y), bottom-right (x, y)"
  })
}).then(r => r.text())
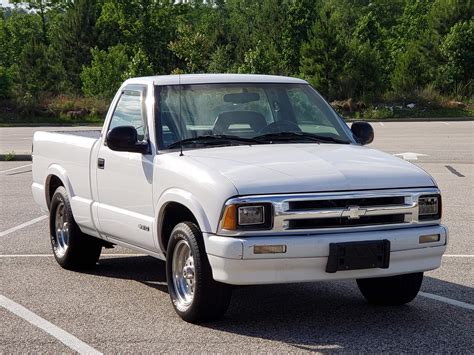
top-left (326, 240), bottom-right (390, 273)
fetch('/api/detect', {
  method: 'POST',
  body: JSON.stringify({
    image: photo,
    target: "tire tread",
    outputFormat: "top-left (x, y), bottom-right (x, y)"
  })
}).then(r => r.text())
top-left (50, 186), bottom-right (102, 270)
top-left (166, 221), bottom-right (232, 323)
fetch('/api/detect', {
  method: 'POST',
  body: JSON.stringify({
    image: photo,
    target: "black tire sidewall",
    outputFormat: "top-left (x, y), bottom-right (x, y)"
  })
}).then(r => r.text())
top-left (357, 272), bottom-right (424, 306)
top-left (49, 186), bottom-right (101, 269)
top-left (49, 186), bottom-right (73, 266)
top-left (166, 223), bottom-right (204, 319)
top-left (166, 222), bottom-right (231, 323)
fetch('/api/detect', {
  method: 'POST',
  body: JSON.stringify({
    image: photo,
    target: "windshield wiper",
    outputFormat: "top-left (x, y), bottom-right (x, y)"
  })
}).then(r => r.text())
top-left (254, 131), bottom-right (350, 144)
top-left (167, 134), bottom-right (262, 149)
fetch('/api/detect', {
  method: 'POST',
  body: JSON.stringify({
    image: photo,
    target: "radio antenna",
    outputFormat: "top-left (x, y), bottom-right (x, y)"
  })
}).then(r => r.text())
top-left (179, 74), bottom-right (184, 156)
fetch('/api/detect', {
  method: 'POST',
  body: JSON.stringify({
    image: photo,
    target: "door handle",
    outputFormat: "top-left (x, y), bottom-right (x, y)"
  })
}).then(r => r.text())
top-left (98, 158), bottom-right (105, 169)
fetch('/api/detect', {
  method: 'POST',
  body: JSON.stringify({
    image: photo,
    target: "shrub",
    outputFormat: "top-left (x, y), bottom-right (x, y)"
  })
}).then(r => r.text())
top-left (47, 95), bottom-right (109, 120)
top-left (4, 151), bottom-right (15, 161)
top-left (391, 43), bottom-right (429, 99)
top-left (0, 65), bottom-right (12, 99)
top-left (439, 20), bottom-right (474, 98)
top-left (81, 45), bottom-right (129, 100)
top-left (416, 84), bottom-right (450, 108)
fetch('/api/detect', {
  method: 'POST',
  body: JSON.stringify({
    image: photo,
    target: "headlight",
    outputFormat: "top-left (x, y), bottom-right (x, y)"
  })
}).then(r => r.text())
top-left (418, 194), bottom-right (441, 220)
top-left (220, 203), bottom-right (273, 231)
top-left (238, 206), bottom-right (265, 225)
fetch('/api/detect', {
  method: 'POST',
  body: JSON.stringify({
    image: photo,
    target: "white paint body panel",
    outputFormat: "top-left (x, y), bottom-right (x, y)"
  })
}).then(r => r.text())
top-left (31, 74), bottom-right (446, 286)
top-left (184, 144), bottom-right (435, 195)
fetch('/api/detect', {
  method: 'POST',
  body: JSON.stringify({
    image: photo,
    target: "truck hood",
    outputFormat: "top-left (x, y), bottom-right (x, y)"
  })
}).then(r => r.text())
top-left (185, 144), bottom-right (435, 195)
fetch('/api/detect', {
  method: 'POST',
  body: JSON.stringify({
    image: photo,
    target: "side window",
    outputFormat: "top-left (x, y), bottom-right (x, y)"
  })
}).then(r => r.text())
top-left (109, 90), bottom-right (146, 140)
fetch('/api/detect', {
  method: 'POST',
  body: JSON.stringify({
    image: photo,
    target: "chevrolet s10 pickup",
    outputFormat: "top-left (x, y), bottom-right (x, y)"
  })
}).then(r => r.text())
top-left (32, 74), bottom-right (447, 322)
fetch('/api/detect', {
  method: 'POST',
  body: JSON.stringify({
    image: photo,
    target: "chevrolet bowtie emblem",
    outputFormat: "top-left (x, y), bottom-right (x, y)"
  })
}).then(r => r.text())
top-left (342, 206), bottom-right (367, 220)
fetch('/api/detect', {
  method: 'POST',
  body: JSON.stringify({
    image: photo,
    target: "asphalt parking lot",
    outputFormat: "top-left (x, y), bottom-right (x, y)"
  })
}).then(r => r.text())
top-left (1, 121), bottom-right (473, 353)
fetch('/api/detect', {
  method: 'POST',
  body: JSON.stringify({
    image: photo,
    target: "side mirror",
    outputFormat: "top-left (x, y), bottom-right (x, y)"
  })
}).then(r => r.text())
top-left (351, 121), bottom-right (374, 145)
top-left (107, 126), bottom-right (149, 154)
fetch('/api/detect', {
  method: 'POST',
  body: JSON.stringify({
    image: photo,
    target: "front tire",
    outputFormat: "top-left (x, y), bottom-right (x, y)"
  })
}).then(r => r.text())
top-left (166, 222), bottom-right (232, 323)
top-left (49, 186), bottom-right (102, 270)
top-left (357, 272), bottom-right (424, 306)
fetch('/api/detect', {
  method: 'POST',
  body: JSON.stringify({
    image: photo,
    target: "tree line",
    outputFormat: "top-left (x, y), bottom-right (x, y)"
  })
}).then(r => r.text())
top-left (0, 0), bottom-right (472, 117)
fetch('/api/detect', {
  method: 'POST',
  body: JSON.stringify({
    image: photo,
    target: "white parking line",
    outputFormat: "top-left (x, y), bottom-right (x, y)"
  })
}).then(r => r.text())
top-left (379, 122), bottom-right (385, 127)
top-left (0, 254), bottom-right (53, 257)
top-left (443, 254), bottom-right (474, 258)
top-left (0, 295), bottom-right (102, 354)
top-left (0, 164), bottom-right (32, 174)
top-left (0, 215), bottom-right (48, 237)
top-left (419, 292), bottom-right (474, 311)
top-left (393, 152), bottom-right (428, 160)
top-left (0, 253), bottom-right (146, 258)
top-left (440, 122), bottom-right (449, 126)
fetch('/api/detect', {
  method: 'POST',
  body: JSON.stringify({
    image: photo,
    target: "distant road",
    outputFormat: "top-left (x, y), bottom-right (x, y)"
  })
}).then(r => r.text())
top-left (0, 126), bottom-right (100, 156)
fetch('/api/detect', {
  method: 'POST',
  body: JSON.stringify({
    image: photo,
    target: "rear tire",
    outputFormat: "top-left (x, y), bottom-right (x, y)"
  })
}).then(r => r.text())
top-left (357, 272), bottom-right (423, 306)
top-left (49, 186), bottom-right (102, 270)
top-left (166, 222), bottom-right (232, 323)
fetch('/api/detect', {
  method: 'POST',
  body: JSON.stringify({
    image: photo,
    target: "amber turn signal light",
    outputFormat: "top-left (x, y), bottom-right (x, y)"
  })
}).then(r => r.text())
top-left (221, 205), bottom-right (237, 230)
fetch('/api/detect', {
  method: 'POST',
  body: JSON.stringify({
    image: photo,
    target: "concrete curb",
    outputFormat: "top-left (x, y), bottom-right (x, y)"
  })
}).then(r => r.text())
top-left (0, 154), bottom-right (32, 161)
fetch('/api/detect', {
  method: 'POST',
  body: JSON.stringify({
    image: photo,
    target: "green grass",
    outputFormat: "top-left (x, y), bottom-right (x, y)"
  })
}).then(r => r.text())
top-left (4, 151), bottom-right (16, 161)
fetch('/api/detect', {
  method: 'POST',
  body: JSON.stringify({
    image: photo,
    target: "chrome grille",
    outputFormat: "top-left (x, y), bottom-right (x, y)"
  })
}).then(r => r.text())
top-left (287, 214), bottom-right (406, 229)
top-left (288, 196), bottom-right (405, 210)
top-left (276, 193), bottom-right (417, 231)
top-left (219, 188), bottom-right (441, 236)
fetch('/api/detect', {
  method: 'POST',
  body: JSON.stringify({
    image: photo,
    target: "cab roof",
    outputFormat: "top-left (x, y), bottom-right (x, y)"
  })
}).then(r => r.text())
top-left (123, 74), bottom-right (308, 86)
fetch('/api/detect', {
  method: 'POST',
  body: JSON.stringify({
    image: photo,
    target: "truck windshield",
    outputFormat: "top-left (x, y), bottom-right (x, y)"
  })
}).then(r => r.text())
top-left (155, 83), bottom-right (352, 149)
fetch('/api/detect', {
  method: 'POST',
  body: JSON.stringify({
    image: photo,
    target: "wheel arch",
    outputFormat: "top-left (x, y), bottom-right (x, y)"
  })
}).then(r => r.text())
top-left (155, 189), bottom-right (212, 256)
top-left (44, 164), bottom-right (74, 210)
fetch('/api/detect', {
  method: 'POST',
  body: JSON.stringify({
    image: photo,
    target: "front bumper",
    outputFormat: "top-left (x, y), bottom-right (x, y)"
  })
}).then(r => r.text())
top-left (204, 225), bottom-right (448, 285)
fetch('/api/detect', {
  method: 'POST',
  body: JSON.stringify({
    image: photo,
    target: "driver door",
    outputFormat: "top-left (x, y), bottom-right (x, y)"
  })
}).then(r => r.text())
top-left (95, 85), bottom-right (156, 251)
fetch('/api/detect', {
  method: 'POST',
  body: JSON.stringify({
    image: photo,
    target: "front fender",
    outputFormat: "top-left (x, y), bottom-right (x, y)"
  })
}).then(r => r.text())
top-left (155, 188), bottom-right (213, 252)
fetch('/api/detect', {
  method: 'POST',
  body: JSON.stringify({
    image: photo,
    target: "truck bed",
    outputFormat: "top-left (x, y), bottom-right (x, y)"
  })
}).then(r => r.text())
top-left (57, 130), bottom-right (101, 139)
top-left (32, 130), bottom-right (101, 230)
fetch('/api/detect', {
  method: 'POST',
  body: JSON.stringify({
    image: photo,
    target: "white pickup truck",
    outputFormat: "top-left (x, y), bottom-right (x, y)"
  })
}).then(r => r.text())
top-left (32, 74), bottom-right (447, 322)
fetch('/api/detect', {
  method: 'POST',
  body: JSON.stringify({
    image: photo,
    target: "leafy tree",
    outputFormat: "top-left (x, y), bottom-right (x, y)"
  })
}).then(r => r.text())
top-left (0, 0), bottom-right (473, 113)
top-left (123, 47), bottom-right (154, 79)
top-left (342, 41), bottom-right (383, 101)
top-left (0, 65), bottom-right (13, 99)
top-left (439, 20), bottom-right (474, 97)
top-left (429, 0), bottom-right (474, 37)
top-left (3, 9), bottom-right (43, 66)
top-left (80, 45), bottom-right (128, 99)
top-left (96, 0), bottom-right (178, 75)
top-left (10, 0), bottom-right (61, 44)
top-left (0, 9), bottom-right (11, 68)
top-left (281, 0), bottom-right (318, 75)
top-left (169, 22), bottom-right (212, 73)
top-left (391, 43), bottom-right (430, 98)
top-left (366, 0), bottom-right (405, 29)
top-left (208, 44), bottom-right (234, 73)
top-left (353, 11), bottom-right (382, 46)
top-left (300, 3), bottom-right (347, 100)
top-left (54, 0), bottom-right (100, 91)
top-left (15, 40), bottom-right (64, 101)
top-left (238, 40), bottom-right (277, 75)
top-left (388, 0), bottom-right (434, 60)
